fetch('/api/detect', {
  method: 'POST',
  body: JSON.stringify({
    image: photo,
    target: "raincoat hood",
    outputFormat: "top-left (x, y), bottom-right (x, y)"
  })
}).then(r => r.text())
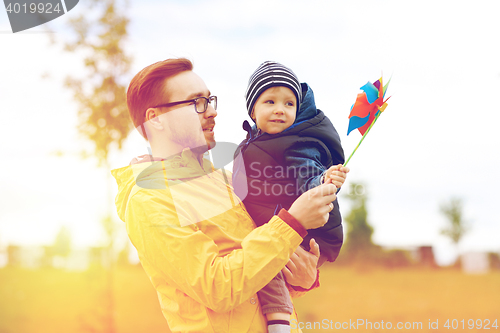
top-left (111, 165), bottom-right (136, 223)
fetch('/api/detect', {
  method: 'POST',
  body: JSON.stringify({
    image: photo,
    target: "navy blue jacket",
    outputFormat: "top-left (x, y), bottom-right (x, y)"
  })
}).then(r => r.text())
top-left (233, 83), bottom-right (345, 265)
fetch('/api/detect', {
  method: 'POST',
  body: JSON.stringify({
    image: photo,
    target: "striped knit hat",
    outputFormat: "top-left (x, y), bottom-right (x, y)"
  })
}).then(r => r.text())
top-left (245, 61), bottom-right (302, 121)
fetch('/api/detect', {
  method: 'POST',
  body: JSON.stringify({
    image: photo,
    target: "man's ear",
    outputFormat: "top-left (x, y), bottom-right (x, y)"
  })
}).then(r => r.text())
top-left (145, 108), bottom-right (163, 129)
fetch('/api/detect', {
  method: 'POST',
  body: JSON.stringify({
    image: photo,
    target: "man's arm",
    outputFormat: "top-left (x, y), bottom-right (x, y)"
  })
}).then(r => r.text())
top-left (126, 186), bottom-right (334, 313)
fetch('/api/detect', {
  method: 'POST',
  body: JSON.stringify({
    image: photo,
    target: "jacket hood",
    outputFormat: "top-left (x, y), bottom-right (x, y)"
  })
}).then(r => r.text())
top-left (111, 165), bottom-right (137, 222)
top-left (294, 82), bottom-right (318, 124)
top-left (111, 155), bottom-right (170, 222)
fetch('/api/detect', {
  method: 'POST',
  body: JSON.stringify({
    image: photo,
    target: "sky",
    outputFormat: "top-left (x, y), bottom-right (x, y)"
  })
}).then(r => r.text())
top-left (0, 0), bottom-right (499, 265)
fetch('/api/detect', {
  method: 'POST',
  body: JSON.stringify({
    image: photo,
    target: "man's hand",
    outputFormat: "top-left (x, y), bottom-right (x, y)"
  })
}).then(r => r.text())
top-left (324, 164), bottom-right (350, 188)
top-left (282, 238), bottom-right (320, 289)
top-left (288, 183), bottom-right (337, 229)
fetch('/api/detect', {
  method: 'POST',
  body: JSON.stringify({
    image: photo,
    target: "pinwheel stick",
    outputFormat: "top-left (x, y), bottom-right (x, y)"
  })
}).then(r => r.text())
top-left (343, 110), bottom-right (382, 167)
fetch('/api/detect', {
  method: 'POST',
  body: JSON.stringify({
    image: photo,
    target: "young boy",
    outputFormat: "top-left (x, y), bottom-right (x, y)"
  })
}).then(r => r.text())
top-left (232, 61), bottom-right (349, 333)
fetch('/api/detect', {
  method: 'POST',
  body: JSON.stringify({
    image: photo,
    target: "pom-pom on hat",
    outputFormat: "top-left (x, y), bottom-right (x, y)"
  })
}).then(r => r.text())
top-left (245, 61), bottom-right (302, 121)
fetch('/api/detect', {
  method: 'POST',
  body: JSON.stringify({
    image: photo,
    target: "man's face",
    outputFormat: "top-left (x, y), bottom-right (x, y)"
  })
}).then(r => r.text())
top-left (159, 71), bottom-right (217, 151)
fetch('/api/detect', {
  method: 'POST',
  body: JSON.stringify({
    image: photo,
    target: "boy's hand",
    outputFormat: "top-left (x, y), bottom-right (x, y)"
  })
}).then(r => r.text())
top-left (323, 164), bottom-right (350, 188)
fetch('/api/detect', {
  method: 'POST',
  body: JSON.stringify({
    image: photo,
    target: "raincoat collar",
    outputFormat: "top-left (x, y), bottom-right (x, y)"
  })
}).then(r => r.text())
top-left (111, 148), bottom-right (214, 222)
top-left (131, 148), bottom-right (213, 180)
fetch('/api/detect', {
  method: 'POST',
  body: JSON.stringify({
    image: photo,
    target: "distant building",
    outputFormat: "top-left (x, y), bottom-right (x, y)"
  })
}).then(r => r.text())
top-left (59, 249), bottom-right (93, 271)
top-left (0, 248), bottom-right (7, 268)
top-left (415, 246), bottom-right (437, 268)
top-left (489, 252), bottom-right (500, 270)
top-left (375, 245), bottom-right (439, 268)
top-left (7, 245), bottom-right (44, 268)
top-left (461, 252), bottom-right (490, 274)
top-left (4, 244), bottom-right (115, 270)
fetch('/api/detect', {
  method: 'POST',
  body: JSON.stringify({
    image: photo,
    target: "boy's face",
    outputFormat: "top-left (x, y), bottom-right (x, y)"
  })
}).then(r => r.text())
top-left (252, 86), bottom-right (296, 134)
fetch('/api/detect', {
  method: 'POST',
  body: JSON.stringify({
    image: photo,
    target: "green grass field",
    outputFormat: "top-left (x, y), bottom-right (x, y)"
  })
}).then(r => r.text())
top-left (0, 265), bottom-right (498, 332)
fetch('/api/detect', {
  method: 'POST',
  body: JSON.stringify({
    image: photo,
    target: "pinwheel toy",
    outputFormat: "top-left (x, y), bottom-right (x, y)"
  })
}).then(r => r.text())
top-left (344, 77), bottom-right (391, 166)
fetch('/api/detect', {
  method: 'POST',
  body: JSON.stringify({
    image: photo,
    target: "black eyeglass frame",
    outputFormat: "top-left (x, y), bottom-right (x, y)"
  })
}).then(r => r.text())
top-left (152, 96), bottom-right (217, 114)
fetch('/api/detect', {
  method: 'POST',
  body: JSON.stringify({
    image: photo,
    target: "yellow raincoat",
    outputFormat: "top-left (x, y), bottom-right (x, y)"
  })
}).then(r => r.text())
top-left (111, 149), bottom-right (309, 332)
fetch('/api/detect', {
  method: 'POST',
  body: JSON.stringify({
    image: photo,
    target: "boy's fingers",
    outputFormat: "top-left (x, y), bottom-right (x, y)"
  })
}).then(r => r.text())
top-left (330, 176), bottom-right (345, 184)
top-left (330, 171), bottom-right (346, 178)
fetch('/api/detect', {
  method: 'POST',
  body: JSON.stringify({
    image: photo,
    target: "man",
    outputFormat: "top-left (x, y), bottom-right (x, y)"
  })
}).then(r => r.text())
top-left (111, 58), bottom-right (338, 332)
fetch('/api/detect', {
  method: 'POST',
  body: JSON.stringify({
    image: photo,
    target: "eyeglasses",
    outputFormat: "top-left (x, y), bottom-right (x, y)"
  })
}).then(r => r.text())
top-left (152, 96), bottom-right (217, 114)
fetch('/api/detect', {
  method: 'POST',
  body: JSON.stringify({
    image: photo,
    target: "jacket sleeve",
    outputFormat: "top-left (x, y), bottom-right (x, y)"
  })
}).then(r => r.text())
top-left (125, 190), bottom-right (304, 314)
top-left (284, 141), bottom-right (328, 194)
top-left (284, 141), bottom-right (344, 263)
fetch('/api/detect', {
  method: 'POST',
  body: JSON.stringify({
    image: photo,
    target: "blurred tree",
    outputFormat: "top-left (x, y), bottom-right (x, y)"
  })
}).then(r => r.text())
top-left (117, 241), bottom-right (131, 266)
top-left (101, 214), bottom-right (117, 266)
top-left (440, 197), bottom-right (469, 266)
top-left (64, 0), bottom-right (133, 166)
top-left (60, 1), bottom-right (132, 331)
top-left (6, 245), bottom-right (21, 267)
top-left (342, 182), bottom-right (380, 264)
top-left (61, 0), bottom-right (132, 260)
top-left (53, 225), bottom-right (72, 258)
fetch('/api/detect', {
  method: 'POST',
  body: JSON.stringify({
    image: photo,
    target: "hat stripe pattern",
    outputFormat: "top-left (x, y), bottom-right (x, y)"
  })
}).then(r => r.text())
top-left (245, 61), bottom-right (302, 120)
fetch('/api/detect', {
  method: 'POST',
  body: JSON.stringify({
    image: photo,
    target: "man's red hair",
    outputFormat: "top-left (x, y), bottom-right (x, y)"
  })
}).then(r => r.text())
top-left (127, 58), bottom-right (193, 138)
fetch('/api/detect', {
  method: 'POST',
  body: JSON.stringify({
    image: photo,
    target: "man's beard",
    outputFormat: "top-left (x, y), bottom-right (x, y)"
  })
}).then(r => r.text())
top-left (166, 121), bottom-right (212, 155)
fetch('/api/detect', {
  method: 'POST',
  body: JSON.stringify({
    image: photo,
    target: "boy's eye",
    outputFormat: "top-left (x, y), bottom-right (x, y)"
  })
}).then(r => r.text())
top-left (286, 102), bottom-right (295, 107)
top-left (265, 100), bottom-right (274, 104)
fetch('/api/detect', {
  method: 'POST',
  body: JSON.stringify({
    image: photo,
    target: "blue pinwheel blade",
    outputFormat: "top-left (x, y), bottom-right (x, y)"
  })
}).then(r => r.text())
top-left (360, 82), bottom-right (379, 104)
top-left (347, 114), bottom-right (370, 135)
